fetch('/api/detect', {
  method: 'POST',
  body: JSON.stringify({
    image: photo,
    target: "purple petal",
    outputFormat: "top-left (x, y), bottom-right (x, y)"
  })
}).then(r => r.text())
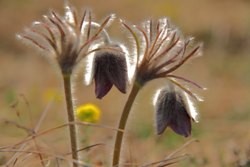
top-left (94, 62), bottom-right (113, 99)
top-left (106, 54), bottom-right (127, 93)
top-left (155, 90), bottom-right (192, 137)
top-left (94, 51), bottom-right (127, 98)
top-left (156, 91), bottom-right (176, 135)
top-left (169, 100), bottom-right (191, 137)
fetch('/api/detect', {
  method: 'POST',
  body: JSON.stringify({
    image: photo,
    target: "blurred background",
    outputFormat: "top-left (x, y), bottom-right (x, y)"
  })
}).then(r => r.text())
top-left (0, 0), bottom-right (250, 166)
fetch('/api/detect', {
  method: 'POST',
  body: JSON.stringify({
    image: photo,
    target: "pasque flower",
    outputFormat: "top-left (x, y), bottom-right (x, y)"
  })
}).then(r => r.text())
top-left (17, 3), bottom-right (115, 166)
top-left (154, 83), bottom-right (199, 137)
top-left (121, 18), bottom-right (203, 135)
top-left (113, 18), bottom-right (204, 165)
top-left (93, 44), bottom-right (128, 99)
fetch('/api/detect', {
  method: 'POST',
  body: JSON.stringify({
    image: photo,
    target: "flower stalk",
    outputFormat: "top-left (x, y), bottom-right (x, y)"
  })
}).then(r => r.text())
top-left (62, 74), bottom-right (79, 167)
top-left (112, 82), bottom-right (141, 166)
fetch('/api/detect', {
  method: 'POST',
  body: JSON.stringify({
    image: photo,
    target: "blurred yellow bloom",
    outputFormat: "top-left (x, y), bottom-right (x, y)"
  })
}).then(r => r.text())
top-left (76, 104), bottom-right (101, 123)
top-left (43, 88), bottom-right (62, 102)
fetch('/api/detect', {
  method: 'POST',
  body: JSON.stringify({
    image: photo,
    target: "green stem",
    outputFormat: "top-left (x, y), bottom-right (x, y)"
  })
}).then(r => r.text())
top-left (112, 82), bottom-right (141, 166)
top-left (63, 74), bottom-right (79, 167)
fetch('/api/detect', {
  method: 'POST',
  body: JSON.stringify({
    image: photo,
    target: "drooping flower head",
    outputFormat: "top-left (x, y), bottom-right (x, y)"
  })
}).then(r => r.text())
top-left (154, 82), bottom-right (199, 137)
top-left (83, 27), bottom-right (129, 99)
top-left (17, 3), bottom-right (115, 76)
top-left (121, 18), bottom-right (204, 136)
top-left (93, 44), bottom-right (128, 99)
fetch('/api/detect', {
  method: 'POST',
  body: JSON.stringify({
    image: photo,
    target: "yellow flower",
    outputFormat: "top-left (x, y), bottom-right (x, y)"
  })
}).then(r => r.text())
top-left (43, 88), bottom-right (62, 102)
top-left (76, 104), bottom-right (101, 123)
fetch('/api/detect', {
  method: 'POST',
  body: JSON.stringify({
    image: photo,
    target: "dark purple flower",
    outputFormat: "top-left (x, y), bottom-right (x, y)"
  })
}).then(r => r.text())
top-left (155, 87), bottom-right (198, 137)
top-left (93, 46), bottom-right (128, 99)
top-left (120, 18), bottom-right (202, 137)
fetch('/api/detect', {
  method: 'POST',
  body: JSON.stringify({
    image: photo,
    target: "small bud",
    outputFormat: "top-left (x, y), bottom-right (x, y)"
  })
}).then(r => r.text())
top-left (155, 88), bottom-right (192, 137)
top-left (93, 45), bottom-right (128, 99)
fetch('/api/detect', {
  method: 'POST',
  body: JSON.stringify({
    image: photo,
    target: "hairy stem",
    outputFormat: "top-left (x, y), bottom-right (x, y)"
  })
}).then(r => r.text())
top-left (63, 74), bottom-right (79, 167)
top-left (112, 82), bottom-right (141, 166)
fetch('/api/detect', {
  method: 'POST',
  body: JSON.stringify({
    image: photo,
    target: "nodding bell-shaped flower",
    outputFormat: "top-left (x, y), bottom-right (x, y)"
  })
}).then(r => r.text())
top-left (17, 3), bottom-right (115, 76)
top-left (121, 18), bottom-right (204, 136)
top-left (92, 44), bottom-right (128, 99)
top-left (154, 83), bottom-right (199, 137)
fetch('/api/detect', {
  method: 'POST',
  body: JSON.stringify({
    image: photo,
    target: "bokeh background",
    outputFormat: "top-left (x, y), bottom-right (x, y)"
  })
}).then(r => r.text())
top-left (0, 0), bottom-right (250, 166)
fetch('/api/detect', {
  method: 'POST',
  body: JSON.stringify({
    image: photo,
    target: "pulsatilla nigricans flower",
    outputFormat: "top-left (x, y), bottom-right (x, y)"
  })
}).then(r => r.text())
top-left (17, 3), bottom-right (115, 75)
top-left (121, 18), bottom-right (204, 136)
top-left (154, 84), bottom-right (199, 137)
top-left (92, 45), bottom-right (128, 99)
